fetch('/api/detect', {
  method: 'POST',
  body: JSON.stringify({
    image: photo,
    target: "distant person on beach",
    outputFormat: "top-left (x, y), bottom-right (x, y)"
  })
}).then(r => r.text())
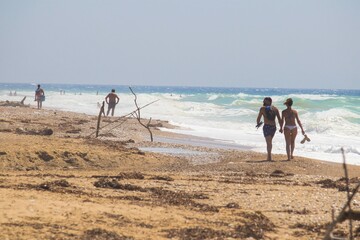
top-left (279, 98), bottom-right (305, 161)
top-left (256, 97), bottom-right (282, 161)
top-left (105, 89), bottom-right (120, 116)
top-left (35, 84), bottom-right (45, 109)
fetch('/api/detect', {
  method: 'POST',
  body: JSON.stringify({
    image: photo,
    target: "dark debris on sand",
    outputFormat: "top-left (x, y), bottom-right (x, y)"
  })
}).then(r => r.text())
top-left (36, 151), bottom-right (54, 162)
top-left (315, 177), bottom-right (360, 192)
top-left (38, 179), bottom-right (71, 190)
top-left (165, 211), bottom-right (276, 240)
top-left (149, 175), bottom-right (174, 181)
top-left (15, 179), bottom-right (86, 195)
top-left (290, 222), bottom-right (328, 237)
top-left (81, 228), bottom-right (133, 240)
top-left (91, 172), bottom-right (145, 180)
top-left (93, 178), bottom-right (217, 212)
top-left (148, 187), bottom-right (217, 212)
top-left (93, 178), bottom-right (146, 192)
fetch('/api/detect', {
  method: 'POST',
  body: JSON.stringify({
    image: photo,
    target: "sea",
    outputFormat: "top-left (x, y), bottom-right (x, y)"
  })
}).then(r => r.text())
top-left (1, 83), bottom-right (359, 165)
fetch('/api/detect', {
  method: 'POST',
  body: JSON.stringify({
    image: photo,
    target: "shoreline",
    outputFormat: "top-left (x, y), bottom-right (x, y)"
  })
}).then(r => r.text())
top-left (0, 103), bottom-right (357, 169)
top-left (2, 91), bottom-right (358, 166)
top-left (2, 104), bottom-right (360, 239)
top-left (0, 102), bottom-right (356, 166)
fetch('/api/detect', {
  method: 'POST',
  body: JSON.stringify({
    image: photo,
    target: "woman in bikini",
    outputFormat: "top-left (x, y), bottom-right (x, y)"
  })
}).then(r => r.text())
top-left (279, 98), bottom-right (305, 161)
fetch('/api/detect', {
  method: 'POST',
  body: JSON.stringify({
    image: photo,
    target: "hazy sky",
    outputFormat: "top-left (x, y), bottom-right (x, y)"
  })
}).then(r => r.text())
top-left (0, 1), bottom-right (359, 89)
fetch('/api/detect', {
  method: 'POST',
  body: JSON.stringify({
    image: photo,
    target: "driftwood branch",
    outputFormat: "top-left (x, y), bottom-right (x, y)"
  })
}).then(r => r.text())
top-left (129, 87), bottom-right (154, 142)
top-left (96, 101), bottom-right (105, 138)
top-left (0, 97), bottom-right (29, 107)
top-left (20, 96), bottom-right (26, 104)
top-left (89, 99), bottom-right (159, 138)
top-left (342, 148), bottom-right (354, 239)
top-left (324, 150), bottom-right (360, 240)
top-left (324, 183), bottom-right (360, 240)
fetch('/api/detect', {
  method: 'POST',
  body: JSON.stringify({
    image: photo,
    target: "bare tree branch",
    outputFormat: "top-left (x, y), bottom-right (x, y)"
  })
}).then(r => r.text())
top-left (129, 87), bottom-right (154, 142)
top-left (96, 101), bottom-right (105, 138)
top-left (324, 149), bottom-right (360, 240)
top-left (342, 148), bottom-right (353, 239)
top-left (89, 99), bottom-right (159, 138)
top-left (324, 183), bottom-right (360, 240)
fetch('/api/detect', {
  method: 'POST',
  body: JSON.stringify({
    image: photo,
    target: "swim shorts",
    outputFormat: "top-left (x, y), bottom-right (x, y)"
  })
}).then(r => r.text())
top-left (263, 124), bottom-right (276, 137)
top-left (108, 102), bottom-right (116, 109)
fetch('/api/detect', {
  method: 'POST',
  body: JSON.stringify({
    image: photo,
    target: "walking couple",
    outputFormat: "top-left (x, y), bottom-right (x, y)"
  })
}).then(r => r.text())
top-left (256, 97), bottom-right (306, 161)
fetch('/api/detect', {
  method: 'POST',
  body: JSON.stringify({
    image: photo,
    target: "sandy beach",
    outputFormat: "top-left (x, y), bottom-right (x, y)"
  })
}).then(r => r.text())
top-left (1, 104), bottom-right (360, 239)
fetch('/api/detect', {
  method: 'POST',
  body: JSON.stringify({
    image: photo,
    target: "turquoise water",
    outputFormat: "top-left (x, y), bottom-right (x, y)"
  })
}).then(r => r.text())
top-left (1, 83), bottom-right (359, 164)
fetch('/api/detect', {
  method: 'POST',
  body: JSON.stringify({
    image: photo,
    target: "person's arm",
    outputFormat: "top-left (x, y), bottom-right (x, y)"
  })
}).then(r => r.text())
top-left (256, 108), bottom-right (263, 125)
top-left (105, 94), bottom-right (110, 104)
top-left (295, 111), bottom-right (305, 135)
top-left (279, 110), bottom-right (284, 133)
top-left (116, 95), bottom-right (119, 104)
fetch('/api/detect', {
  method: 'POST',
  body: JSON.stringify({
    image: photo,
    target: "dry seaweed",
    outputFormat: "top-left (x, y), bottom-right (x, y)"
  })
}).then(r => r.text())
top-left (315, 178), bottom-right (357, 192)
top-left (81, 228), bottom-right (133, 240)
top-left (94, 178), bottom-right (146, 192)
top-left (166, 227), bottom-right (228, 240)
top-left (36, 151), bottom-right (54, 162)
top-left (149, 175), bottom-right (174, 181)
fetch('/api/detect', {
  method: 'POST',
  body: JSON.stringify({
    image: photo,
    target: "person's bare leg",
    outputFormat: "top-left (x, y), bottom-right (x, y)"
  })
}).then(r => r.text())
top-left (111, 107), bottom-right (115, 116)
top-left (290, 128), bottom-right (298, 159)
top-left (284, 128), bottom-right (291, 160)
top-left (265, 136), bottom-right (273, 161)
top-left (106, 107), bottom-right (110, 116)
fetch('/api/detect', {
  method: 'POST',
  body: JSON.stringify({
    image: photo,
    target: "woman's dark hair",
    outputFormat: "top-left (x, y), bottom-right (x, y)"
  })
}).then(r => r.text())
top-left (263, 97), bottom-right (272, 106)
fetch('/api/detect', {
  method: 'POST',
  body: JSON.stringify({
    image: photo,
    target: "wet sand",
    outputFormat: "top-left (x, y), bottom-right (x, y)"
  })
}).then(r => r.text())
top-left (1, 105), bottom-right (360, 239)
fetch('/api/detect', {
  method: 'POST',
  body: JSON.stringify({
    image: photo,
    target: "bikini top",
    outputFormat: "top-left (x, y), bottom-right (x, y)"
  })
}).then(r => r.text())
top-left (265, 106), bottom-right (276, 121)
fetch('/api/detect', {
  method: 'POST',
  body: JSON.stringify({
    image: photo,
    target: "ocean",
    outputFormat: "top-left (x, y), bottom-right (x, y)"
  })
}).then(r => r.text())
top-left (1, 83), bottom-right (359, 165)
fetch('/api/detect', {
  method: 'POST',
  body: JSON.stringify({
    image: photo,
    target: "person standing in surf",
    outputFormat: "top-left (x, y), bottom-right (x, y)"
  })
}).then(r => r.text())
top-left (279, 98), bottom-right (305, 161)
top-left (105, 89), bottom-right (120, 116)
top-left (256, 97), bottom-right (282, 161)
top-left (35, 84), bottom-right (45, 109)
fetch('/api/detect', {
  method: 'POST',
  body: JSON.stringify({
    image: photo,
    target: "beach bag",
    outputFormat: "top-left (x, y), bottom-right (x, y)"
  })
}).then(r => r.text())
top-left (40, 95), bottom-right (45, 101)
top-left (265, 106), bottom-right (276, 121)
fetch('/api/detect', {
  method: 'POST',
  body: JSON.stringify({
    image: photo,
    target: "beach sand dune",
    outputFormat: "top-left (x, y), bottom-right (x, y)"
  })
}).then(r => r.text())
top-left (1, 105), bottom-right (360, 239)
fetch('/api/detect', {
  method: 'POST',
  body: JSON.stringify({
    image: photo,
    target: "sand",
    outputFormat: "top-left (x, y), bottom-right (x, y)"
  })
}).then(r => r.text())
top-left (1, 104), bottom-right (360, 239)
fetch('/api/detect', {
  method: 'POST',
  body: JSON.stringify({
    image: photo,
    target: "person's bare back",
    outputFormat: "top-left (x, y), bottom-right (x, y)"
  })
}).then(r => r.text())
top-left (106, 93), bottom-right (119, 104)
top-left (259, 106), bottom-right (280, 126)
top-left (282, 108), bottom-right (298, 126)
top-left (105, 89), bottom-right (120, 116)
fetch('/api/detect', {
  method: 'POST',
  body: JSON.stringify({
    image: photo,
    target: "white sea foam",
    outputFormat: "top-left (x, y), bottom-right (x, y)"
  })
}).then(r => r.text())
top-left (288, 94), bottom-right (343, 101)
top-left (207, 94), bottom-right (219, 101)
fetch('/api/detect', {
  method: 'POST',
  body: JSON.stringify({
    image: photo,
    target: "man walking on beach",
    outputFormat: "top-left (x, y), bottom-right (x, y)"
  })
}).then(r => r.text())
top-left (35, 84), bottom-right (45, 109)
top-left (256, 97), bottom-right (282, 161)
top-left (105, 89), bottom-right (120, 116)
